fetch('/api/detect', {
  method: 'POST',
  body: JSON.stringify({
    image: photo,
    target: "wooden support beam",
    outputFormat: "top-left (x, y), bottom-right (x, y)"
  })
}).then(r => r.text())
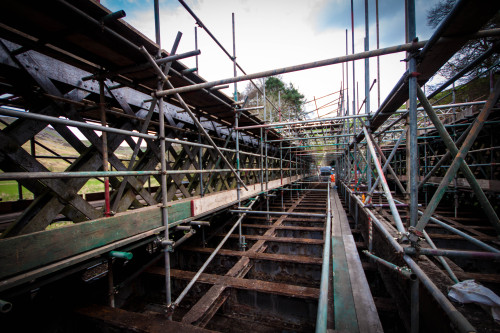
top-left (76, 305), bottom-right (212, 333)
top-left (331, 190), bottom-right (383, 333)
top-left (0, 131), bottom-right (101, 223)
top-left (148, 267), bottom-right (320, 300)
top-left (241, 224), bottom-right (324, 232)
top-left (183, 247), bottom-right (322, 265)
top-left (215, 234), bottom-right (324, 245)
top-left (182, 193), bottom-right (309, 326)
top-left (0, 200), bottom-right (191, 281)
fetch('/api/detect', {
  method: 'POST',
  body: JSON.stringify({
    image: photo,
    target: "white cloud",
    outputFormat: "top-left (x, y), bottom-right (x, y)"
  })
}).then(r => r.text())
top-left (108, 0), bottom-right (435, 116)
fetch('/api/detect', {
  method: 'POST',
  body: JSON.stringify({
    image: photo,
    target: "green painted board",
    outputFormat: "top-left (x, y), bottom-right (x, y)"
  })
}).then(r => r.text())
top-left (331, 192), bottom-right (359, 333)
top-left (0, 201), bottom-right (192, 280)
top-left (332, 234), bottom-right (359, 333)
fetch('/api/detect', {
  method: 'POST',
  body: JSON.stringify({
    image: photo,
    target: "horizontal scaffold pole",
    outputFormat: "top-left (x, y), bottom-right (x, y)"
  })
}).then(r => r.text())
top-left (229, 210), bottom-right (326, 217)
top-left (0, 168), bottom-right (274, 180)
top-left (154, 28), bottom-right (500, 98)
top-left (0, 107), bottom-right (271, 161)
top-left (155, 40), bottom-right (428, 98)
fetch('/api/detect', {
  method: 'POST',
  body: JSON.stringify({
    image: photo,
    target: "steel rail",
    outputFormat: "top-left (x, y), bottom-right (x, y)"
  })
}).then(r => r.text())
top-left (345, 183), bottom-right (404, 252)
top-left (413, 80), bottom-right (500, 238)
top-left (422, 231), bottom-right (460, 284)
top-left (0, 107), bottom-right (157, 140)
top-left (236, 113), bottom-right (369, 131)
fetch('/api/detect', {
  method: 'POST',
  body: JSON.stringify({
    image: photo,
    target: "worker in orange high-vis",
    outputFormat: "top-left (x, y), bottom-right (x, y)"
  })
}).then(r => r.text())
top-left (330, 172), bottom-right (337, 189)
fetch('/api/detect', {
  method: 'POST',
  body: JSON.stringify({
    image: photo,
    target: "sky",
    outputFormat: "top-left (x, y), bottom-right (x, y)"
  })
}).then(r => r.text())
top-left (101, 0), bottom-right (442, 117)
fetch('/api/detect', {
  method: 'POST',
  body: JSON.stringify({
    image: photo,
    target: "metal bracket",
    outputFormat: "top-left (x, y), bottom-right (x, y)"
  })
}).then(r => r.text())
top-left (407, 226), bottom-right (423, 244)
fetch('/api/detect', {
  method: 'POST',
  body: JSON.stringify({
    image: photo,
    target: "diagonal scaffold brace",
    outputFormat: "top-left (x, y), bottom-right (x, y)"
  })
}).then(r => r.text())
top-left (410, 80), bottom-right (500, 242)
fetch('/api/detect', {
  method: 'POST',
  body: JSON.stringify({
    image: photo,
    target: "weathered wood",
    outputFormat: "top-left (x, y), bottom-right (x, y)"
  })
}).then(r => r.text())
top-left (241, 224), bottom-right (323, 232)
top-left (148, 267), bottom-right (320, 299)
top-left (192, 176), bottom-right (301, 215)
top-left (0, 131), bottom-right (101, 221)
top-left (344, 230), bottom-right (383, 333)
top-left (425, 233), bottom-right (496, 242)
top-left (182, 191), bottom-right (309, 326)
top-left (183, 246), bottom-right (322, 265)
top-left (76, 305), bottom-right (214, 333)
top-left (331, 190), bottom-right (359, 333)
top-left (62, 106), bottom-right (158, 206)
top-left (332, 192), bottom-right (382, 333)
top-left (0, 200), bottom-right (191, 280)
top-left (216, 234), bottom-right (324, 245)
top-left (456, 271), bottom-right (500, 284)
top-left (0, 225), bottom-right (164, 293)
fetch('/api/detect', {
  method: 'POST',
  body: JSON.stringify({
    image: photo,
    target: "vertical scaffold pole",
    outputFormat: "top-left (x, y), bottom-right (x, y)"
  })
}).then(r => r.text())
top-left (264, 83), bottom-right (269, 220)
top-left (407, 0), bottom-right (418, 228)
top-left (346, 29), bottom-right (350, 116)
top-left (232, 12), bottom-right (244, 249)
top-left (406, 1), bottom-right (419, 331)
top-left (351, 0), bottom-right (356, 118)
top-left (154, 0), bottom-right (171, 315)
top-left (194, 26), bottom-right (198, 74)
top-left (99, 79), bottom-right (111, 218)
top-left (364, 0), bottom-right (371, 193)
top-left (199, 115), bottom-right (204, 197)
top-left (376, 0), bottom-right (381, 108)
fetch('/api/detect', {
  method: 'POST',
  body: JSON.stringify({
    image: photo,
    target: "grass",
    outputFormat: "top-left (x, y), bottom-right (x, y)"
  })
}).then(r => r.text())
top-left (0, 177), bottom-right (161, 202)
top-left (0, 116), bottom-right (162, 202)
top-left (0, 181), bottom-right (33, 201)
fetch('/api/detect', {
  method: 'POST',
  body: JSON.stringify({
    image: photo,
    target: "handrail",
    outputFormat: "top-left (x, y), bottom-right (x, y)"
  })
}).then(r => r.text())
top-left (315, 182), bottom-right (332, 331)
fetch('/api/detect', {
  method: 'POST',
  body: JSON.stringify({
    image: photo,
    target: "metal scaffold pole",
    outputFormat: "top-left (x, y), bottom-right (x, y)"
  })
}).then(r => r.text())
top-left (405, 1), bottom-right (419, 331)
top-left (364, 0), bottom-right (372, 193)
top-left (153, 0), bottom-right (172, 316)
top-left (407, 0), bottom-right (419, 230)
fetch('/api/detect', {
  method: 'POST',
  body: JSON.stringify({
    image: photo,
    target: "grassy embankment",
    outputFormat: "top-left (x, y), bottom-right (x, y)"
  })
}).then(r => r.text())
top-left (0, 116), bottom-right (160, 202)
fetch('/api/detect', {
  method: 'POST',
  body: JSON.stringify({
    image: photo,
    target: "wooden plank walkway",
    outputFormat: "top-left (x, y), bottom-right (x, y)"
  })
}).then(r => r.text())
top-left (330, 189), bottom-right (383, 333)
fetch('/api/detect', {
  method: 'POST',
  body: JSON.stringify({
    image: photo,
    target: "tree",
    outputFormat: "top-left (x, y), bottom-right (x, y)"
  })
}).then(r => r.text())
top-left (426, 0), bottom-right (499, 83)
top-left (240, 76), bottom-right (306, 122)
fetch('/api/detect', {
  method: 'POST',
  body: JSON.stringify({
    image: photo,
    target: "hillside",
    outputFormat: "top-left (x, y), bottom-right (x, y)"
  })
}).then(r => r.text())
top-left (0, 115), bottom-right (140, 201)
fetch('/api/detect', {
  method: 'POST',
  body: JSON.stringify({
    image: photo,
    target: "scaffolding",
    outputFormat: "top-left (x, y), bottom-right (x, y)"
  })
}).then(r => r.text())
top-left (0, 0), bottom-right (499, 332)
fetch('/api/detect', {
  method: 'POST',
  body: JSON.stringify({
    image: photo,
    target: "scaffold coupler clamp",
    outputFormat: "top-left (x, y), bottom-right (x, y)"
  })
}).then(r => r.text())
top-left (407, 226), bottom-right (423, 245)
top-left (396, 231), bottom-right (409, 244)
top-left (165, 303), bottom-right (175, 316)
top-left (109, 286), bottom-right (119, 296)
top-left (159, 238), bottom-right (175, 252)
top-left (239, 236), bottom-right (247, 250)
